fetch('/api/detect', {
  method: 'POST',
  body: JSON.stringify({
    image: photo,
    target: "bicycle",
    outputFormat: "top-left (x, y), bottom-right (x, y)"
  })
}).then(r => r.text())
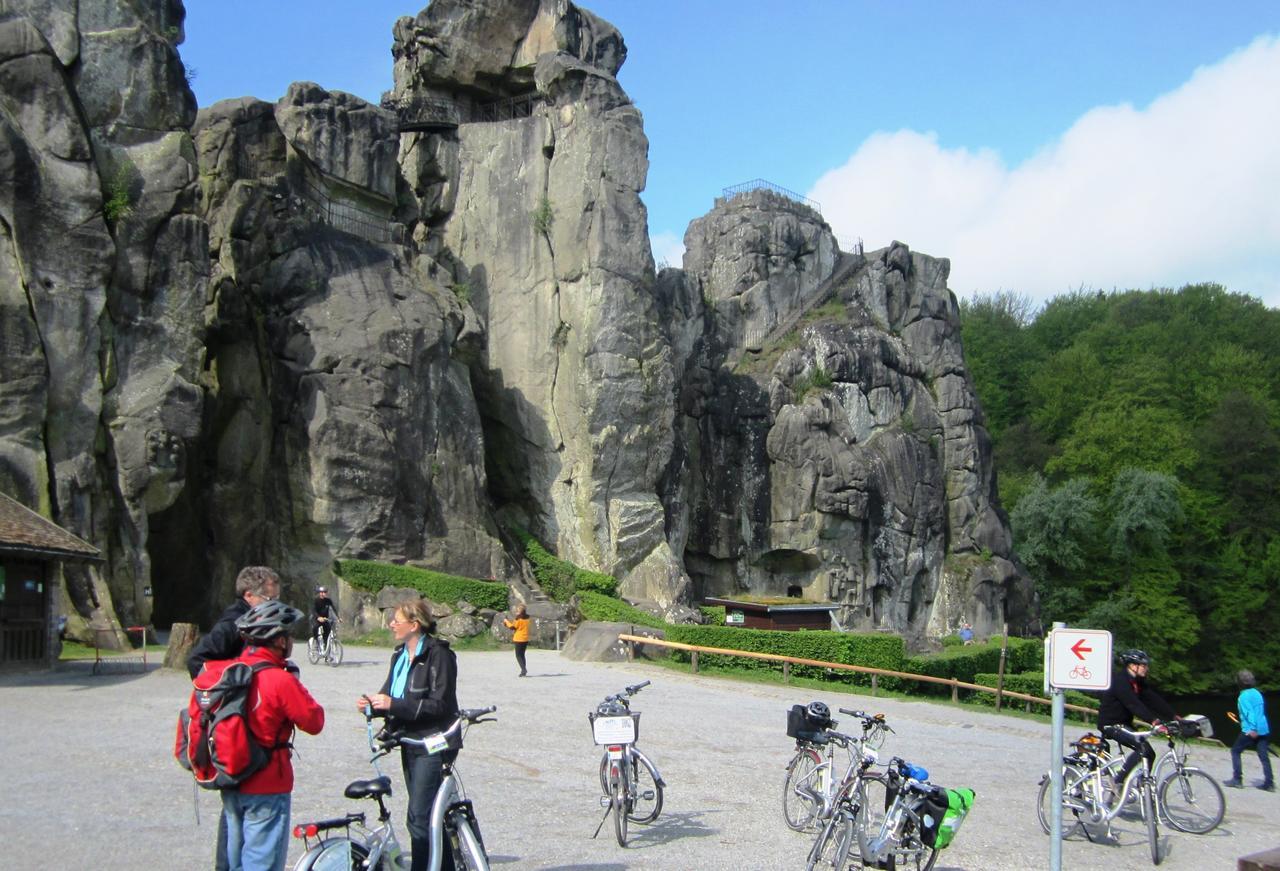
top-left (291, 705), bottom-right (497, 870)
top-left (815, 756), bottom-right (944, 871)
top-left (588, 680), bottom-right (665, 847)
top-left (1150, 716), bottom-right (1225, 835)
top-left (307, 618), bottom-right (344, 666)
top-left (786, 704), bottom-right (891, 833)
top-left (804, 717), bottom-right (889, 870)
top-left (1036, 724), bottom-right (1168, 865)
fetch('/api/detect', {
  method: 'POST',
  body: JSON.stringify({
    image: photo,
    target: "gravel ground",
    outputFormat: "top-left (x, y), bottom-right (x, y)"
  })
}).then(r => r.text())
top-left (1, 645), bottom-right (1276, 870)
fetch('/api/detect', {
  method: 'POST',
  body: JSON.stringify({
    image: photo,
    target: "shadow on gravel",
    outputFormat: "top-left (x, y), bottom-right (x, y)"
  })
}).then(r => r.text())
top-left (537, 865), bottom-right (627, 870)
top-left (0, 660), bottom-right (158, 689)
top-left (526, 673), bottom-right (570, 678)
top-left (617, 809), bottom-right (719, 849)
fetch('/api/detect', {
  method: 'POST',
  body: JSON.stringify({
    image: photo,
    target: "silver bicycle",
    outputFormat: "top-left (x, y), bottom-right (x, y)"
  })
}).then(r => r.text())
top-left (292, 706), bottom-right (496, 870)
top-left (307, 618), bottom-right (344, 666)
top-left (589, 680), bottom-right (665, 847)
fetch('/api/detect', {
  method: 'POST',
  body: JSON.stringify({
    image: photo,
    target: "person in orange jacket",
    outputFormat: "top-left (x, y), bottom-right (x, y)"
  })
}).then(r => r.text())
top-left (227, 600), bottom-right (326, 871)
top-left (503, 604), bottom-right (531, 677)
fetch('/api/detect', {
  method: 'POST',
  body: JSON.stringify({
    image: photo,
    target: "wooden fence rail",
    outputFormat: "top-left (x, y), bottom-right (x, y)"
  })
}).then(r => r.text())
top-left (617, 633), bottom-right (1099, 718)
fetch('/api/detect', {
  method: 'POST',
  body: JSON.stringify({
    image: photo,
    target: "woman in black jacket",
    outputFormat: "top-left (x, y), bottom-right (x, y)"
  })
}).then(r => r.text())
top-left (357, 599), bottom-right (459, 871)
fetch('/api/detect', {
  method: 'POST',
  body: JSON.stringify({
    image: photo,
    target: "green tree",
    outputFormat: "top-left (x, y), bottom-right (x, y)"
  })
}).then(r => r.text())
top-left (1047, 402), bottom-right (1196, 489)
top-left (1106, 469), bottom-right (1184, 562)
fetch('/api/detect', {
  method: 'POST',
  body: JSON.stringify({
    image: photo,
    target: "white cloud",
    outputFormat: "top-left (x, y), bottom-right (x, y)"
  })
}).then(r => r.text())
top-left (650, 230), bottom-right (686, 270)
top-left (810, 35), bottom-right (1280, 308)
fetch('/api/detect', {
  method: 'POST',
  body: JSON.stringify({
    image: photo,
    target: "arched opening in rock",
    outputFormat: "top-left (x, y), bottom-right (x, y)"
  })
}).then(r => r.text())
top-left (146, 488), bottom-right (211, 629)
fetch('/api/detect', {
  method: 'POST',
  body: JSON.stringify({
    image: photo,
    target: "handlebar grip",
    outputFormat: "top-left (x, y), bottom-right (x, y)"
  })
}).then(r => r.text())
top-left (628, 680), bottom-right (651, 693)
top-left (460, 705), bottom-right (498, 720)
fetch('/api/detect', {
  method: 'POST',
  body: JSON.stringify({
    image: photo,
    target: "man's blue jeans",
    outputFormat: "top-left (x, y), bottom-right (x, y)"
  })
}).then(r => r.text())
top-left (222, 791), bottom-right (291, 871)
top-left (1231, 733), bottom-right (1275, 786)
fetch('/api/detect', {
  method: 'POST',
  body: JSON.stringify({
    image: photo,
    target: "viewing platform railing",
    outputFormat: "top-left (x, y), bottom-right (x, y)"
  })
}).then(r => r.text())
top-left (722, 179), bottom-right (822, 214)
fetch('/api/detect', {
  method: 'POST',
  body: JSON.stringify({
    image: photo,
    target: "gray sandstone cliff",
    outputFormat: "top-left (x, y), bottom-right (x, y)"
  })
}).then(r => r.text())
top-left (0, 0), bottom-right (1031, 642)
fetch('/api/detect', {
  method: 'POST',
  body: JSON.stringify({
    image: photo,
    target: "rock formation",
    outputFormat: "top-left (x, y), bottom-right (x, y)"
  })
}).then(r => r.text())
top-left (0, 0), bottom-right (1033, 642)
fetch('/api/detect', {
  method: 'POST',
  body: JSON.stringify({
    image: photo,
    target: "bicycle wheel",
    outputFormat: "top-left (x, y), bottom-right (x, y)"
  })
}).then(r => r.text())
top-left (292, 836), bottom-right (369, 870)
top-left (306, 636), bottom-right (321, 665)
top-left (784, 748), bottom-right (825, 831)
top-left (328, 639), bottom-right (344, 666)
top-left (1158, 767), bottom-right (1225, 834)
top-left (447, 811), bottom-right (489, 871)
top-left (612, 761), bottom-right (629, 847)
top-left (1036, 762), bottom-right (1088, 838)
top-left (627, 752), bottom-right (663, 824)
top-left (807, 807), bottom-right (853, 871)
top-left (882, 809), bottom-right (938, 871)
top-left (847, 775), bottom-right (889, 870)
top-left (1142, 777), bottom-right (1161, 865)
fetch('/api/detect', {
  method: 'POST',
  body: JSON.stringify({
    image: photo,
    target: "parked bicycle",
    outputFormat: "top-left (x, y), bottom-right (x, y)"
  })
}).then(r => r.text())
top-left (588, 680), bottom-right (665, 847)
top-left (291, 705), bottom-right (497, 870)
top-left (811, 756), bottom-right (972, 871)
top-left (804, 722), bottom-right (888, 870)
top-left (785, 702), bottom-right (891, 833)
top-left (1038, 716), bottom-right (1224, 850)
top-left (307, 618), bottom-right (344, 666)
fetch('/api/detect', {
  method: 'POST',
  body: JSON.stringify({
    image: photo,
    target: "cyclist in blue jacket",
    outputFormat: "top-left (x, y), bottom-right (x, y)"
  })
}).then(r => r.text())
top-left (1225, 669), bottom-right (1274, 791)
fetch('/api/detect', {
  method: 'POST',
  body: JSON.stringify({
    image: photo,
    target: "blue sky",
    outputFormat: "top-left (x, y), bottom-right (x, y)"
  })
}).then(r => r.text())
top-left (183, 1), bottom-right (1280, 307)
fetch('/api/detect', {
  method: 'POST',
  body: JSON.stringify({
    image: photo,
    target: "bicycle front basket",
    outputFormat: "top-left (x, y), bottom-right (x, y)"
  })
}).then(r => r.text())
top-left (1178, 715), bottom-right (1212, 739)
top-left (591, 712), bottom-right (639, 745)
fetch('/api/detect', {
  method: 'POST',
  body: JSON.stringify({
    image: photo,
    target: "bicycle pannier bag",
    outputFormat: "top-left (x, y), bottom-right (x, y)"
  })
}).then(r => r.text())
top-left (923, 787), bottom-right (975, 850)
top-left (174, 659), bottom-right (278, 789)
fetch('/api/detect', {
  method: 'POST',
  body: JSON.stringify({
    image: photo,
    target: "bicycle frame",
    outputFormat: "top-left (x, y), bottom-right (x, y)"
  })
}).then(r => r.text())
top-left (860, 772), bottom-right (931, 866)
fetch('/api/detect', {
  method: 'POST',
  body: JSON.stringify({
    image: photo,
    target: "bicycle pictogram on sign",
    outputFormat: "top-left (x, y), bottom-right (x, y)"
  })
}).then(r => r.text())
top-left (1069, 664), bottom-right (1091, 680)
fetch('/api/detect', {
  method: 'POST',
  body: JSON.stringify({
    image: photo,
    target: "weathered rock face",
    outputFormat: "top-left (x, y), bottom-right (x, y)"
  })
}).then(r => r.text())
top-left (399, 2), bottom-right (687, 608)
top-left (667, 191), bottom-right (1033, 637)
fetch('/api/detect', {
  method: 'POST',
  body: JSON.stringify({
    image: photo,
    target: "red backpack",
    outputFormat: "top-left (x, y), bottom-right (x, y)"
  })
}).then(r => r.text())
top-left (174, 659), bottom-right (280, 789)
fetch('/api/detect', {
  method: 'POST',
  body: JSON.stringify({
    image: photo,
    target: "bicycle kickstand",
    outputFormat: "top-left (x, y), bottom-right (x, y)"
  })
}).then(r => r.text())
top-left (591, 801), bottom-right (613, 839)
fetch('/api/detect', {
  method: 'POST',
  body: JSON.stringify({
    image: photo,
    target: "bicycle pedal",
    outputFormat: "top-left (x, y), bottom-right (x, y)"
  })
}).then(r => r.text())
top-left (641, 790), bottom-right (655, 800)
top-left (598, 796), bottom-right (612, 809)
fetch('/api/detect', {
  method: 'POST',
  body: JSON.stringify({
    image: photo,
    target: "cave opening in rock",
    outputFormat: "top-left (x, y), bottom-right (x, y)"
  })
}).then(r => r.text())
top-left (145, 487), bottom-right (211, 630)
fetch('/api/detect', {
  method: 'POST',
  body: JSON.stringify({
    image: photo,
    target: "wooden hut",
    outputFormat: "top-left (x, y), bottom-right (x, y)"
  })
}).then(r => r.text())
top-left (704, 597), bottom-right (839, 632)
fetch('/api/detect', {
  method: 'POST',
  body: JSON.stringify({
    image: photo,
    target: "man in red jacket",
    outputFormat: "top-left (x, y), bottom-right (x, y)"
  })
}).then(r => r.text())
top-left (225, 600), bottom-right (325, 871)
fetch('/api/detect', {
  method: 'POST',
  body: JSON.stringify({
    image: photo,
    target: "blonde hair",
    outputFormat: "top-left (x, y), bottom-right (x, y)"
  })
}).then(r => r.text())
top-left (394, 598), bottom-right (436, 634)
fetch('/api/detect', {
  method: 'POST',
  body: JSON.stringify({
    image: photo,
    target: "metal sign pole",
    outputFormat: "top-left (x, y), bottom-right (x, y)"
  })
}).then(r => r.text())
top-left (1050, 621), bottom-right (1065, 871)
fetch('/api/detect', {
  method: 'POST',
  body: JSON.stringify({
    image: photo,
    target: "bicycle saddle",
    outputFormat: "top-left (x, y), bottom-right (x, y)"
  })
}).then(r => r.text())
top-left (344, 775), bottom-right (393, 800)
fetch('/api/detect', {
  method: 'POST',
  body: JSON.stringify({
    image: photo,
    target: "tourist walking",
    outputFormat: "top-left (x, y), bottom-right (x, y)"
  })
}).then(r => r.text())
top-left (1225, 669), bottom-right (1274, 791)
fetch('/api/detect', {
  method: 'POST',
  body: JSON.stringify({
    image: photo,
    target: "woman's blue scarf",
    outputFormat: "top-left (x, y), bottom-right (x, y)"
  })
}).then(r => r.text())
top-left (391, 637), bottom-right (425, 698)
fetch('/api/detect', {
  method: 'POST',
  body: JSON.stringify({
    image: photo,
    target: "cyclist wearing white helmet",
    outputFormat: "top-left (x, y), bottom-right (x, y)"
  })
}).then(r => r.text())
top-left (1097, 649), bottom-right (1177, 787)
top-left (312, 585), bottom-right (339, 647)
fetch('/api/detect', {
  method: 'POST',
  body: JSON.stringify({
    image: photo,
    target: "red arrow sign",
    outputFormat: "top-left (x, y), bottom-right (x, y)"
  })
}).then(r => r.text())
top-left (1070, 639), bottom-right (1092, 660)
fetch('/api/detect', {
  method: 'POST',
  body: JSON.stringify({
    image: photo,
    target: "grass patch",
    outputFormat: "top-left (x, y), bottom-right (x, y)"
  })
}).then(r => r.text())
top-left (335, 559), bottom-right (509, 611)
top-left (59, 641), bottom-right (166, 660)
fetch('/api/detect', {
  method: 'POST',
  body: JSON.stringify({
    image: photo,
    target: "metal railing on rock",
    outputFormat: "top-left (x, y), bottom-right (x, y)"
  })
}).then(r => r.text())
top-left (470, 92), bottom-right (541, 123)
top-left (617, 633), bottom-right (1100, 718)
top-left (722, 179), bottom-right (821, 214)
top-left (295, 174), bottom-right (405, 246)
top-left (380, 95), bottom-right (461, 132)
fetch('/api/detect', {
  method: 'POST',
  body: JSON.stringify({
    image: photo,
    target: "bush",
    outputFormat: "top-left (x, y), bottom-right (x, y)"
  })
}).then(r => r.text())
top-left (511, 527), bottom-right (619, 601)
top-left (335, 559), bottom-right (509, 611)
top-left (903, 637), bottom-right (1043, 694)
top-left (698, 605), bottom-right (726, 626)
top-left (663, 625), bottom-right (906, 688)
top-left (972, 672), bottom-right (1097, 718)
top-left (576, 590), bottom-right (665, 628)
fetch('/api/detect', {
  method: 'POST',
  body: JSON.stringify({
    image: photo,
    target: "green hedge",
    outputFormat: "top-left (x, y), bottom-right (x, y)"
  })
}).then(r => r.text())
top-left (511, 527), bottom-right (620, 601)
top-left (576, 590), bottom-right (666, 628)
top-left (335, 559), bottom-right (509, 611)
top-left (662, 625), bottom-right (906, 688)
top-left (903, 637), bottom-right (1043, 693)
top-left (973, 672), bottom-right (1098, 716)
top-left (698, 605), bottom-right (726, 626)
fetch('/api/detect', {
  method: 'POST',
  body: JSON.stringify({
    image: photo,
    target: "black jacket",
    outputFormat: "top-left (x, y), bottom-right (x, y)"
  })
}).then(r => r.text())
top-left (312, 596), bottom-right (338, 620)
top-left (377, 636), bottom-right (459, 739)
top-left (186, 599), bottom-right (251, 678)
top-left (1097, 669), bottom-right (1177, 728)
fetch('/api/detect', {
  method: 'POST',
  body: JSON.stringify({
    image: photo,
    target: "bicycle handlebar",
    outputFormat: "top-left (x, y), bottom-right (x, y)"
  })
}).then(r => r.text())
top-left (376, 706), bottom-right (498, 753)
top-left (599, 681), bottom-right (651, 708)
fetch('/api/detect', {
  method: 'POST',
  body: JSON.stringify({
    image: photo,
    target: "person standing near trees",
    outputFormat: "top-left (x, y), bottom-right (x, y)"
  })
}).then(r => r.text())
top-left (357, 599), bottom-right (459, 871)
top-left (503, 604), bottom-right (531, 677)
top-left (1225, 669), bottom-right (1274, 791)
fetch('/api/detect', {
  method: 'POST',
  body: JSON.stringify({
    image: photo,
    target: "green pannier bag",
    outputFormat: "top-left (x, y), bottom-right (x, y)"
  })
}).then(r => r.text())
top-left (931, 787), bottom-right (975, 850)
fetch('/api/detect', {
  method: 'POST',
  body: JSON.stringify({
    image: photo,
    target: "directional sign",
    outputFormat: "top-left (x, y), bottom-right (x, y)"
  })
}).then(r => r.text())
top-left (1048, 628), bottom-right (1112, 691)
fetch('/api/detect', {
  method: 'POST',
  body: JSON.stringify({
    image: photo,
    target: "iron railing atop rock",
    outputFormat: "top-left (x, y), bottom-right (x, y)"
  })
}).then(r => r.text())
top-left (722, 179), bottom-right (822, 214)
top-left (295, 174), bottom-right (405, 246)
top-left (381, 92), bottom-right (544, 131)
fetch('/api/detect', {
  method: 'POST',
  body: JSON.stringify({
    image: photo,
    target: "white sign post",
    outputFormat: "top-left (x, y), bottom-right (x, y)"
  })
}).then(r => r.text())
top-left (1046, 625), bottom-right (1113, 871)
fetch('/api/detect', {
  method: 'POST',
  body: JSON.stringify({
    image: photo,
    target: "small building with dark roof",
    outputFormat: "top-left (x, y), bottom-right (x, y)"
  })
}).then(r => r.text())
top-left (704, 597), bottom-right (839, 632)
top-left (0, 492), bottom-right (101, 670)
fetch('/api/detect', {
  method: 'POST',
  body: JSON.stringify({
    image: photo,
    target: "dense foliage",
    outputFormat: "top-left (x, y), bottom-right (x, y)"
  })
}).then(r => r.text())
top-left (903, 637), bottom-right (1043, 689)
top-left (511, 527), bottom-right (619, 601)
top-left (960, 285), bottom-right (1280, 692)
top-left (335, 559), bottom-right (509, 611)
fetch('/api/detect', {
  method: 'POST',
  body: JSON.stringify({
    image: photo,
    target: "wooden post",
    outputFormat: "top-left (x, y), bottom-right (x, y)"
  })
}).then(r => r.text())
top-left (164, 622), bottom-right (199, 670)
top-left (783, 661), bottom-right (791, 684)
top-left (627, 626), bottom-right (635, 661)
top-left (995, 622), bottom-right (1009, 712)
top-left (950, 679), bottom-right (959, 703)
top-left (871, 674), bottom-right (879, 697)
top-left (691, 650), bottom-right (699, 674)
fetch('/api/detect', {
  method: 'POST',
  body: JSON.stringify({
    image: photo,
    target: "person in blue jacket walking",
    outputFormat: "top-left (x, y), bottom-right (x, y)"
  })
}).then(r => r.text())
top-left (1225, 669), bottom-right (1274, 791)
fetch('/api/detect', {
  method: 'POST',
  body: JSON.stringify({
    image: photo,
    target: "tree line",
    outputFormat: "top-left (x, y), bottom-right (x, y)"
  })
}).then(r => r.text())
top-left (960, 284), bottom-right (1280, 693)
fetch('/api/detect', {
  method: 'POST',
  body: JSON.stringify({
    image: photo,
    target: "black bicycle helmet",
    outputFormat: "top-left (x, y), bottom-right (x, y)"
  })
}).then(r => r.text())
top-left (806, 701), bottom-right (832, 724)
top-left (1119, 649), bottom-right (1150, 666)
top-left (237, 600), bottom-right (304, 642)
